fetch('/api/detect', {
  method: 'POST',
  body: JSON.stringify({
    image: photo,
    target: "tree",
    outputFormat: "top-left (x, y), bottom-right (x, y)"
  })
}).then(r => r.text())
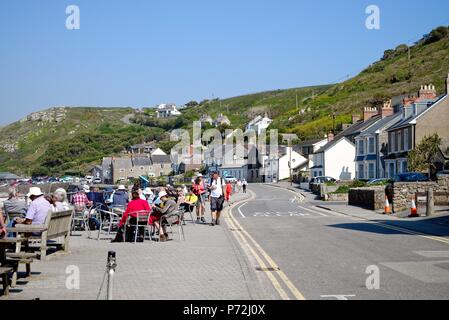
top-left (408, 133), bottom-right (442, 174)
top-left (185, 101), bottom-right (199, 108)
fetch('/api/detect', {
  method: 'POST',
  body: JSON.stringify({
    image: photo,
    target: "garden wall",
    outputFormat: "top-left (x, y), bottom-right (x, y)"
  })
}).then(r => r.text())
top-left (349, 187), bottom-right (385, 211)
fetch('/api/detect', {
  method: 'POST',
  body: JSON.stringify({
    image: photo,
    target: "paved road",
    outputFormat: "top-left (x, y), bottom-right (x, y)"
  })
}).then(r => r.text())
top-left (228, 184), bottom-right (449, 300)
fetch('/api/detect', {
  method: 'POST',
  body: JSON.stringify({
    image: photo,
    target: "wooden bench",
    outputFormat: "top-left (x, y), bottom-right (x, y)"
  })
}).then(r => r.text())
top-left (11, 209), bottom-right (74, 260)
top-left (0, 266), bottom-right (13, 296)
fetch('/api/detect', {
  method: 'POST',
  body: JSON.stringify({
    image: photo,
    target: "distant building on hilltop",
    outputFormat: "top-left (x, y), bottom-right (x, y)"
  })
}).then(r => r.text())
top-left (213, 113), bottom-right (231, 127)
top-left (156, 104), bottom-right (181, 118)
top-left (245, 113), bottom-right (273, 135)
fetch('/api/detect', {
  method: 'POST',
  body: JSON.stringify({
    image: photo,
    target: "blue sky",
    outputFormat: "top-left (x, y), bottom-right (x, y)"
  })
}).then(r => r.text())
top-left (1, 0), bottom-right (449, 125)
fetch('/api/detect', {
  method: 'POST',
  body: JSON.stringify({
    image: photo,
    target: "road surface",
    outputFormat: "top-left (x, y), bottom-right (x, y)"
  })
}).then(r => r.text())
top-left (227, 184), bottom-right (449, 300)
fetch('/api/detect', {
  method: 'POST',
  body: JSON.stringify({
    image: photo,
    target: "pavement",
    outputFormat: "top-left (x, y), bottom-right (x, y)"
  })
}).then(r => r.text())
top-left (1, 190), bottom-right (274, 300)
top-left (231, 183), bottom-right (449, 300)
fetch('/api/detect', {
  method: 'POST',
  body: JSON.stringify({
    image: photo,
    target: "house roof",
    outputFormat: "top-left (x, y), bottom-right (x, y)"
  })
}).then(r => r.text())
top-left (112, 158), bottom-right (133, 169)
top-left (360, 112), bottom-right (403, 136)
top-left (151, 154), bottom-right (172, 164)
top-left (294, 138), bottom-right (327, 149)
top-left (388, 95), bottom-right (446, 131)
top-left (132, 157), bottom-right (152, 166)
top-left (313, 117), bottom-right (378, 154)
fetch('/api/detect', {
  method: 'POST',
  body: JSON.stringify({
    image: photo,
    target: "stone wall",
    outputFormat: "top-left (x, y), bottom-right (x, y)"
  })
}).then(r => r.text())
top-left (325, 193), bottom-right (349, 202)
top-left (392, 174), bottom-right (449, 212)
top-left (349, 187), bottom-right (385, 211)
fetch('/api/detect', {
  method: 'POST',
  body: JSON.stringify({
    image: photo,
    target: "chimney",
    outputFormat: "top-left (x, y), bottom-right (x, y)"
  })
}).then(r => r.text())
top-left (363, 107), bottom-right (379, 122)
top-left (352, 114), bottom-right (361, 124)
top-left (403, 95), bottom-right (417, 106)
top-left (381, 99), bottom-right (394, 118)
top-left (327, 132), bottom-right (335, 142)
top-left (418, 84), bottom-right (437, 100)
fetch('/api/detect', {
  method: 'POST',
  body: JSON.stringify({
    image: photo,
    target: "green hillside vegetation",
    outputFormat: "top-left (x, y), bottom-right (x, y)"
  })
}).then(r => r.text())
top-left (280, 26), bottom-right (449, 139)
top-left (0, 108), bottom-right (166, 176)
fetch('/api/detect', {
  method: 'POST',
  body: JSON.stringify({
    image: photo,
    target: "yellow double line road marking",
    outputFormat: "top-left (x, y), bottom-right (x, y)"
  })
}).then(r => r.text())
top-left (225, 191), bottom-right (306, 300)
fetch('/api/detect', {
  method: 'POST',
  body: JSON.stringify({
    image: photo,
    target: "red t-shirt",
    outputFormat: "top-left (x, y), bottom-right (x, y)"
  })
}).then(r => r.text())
top-left (119, 199), bottom-right (151, 227)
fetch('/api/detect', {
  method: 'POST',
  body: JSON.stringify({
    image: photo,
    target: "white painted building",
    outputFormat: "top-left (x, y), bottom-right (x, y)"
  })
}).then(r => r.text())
top-left (156, 104), bottom-right (181, 118)
top-left (245, 113), bottom-right (273, 135)
top-left (264, 146), bottom-right (308, 182)
top-left (310, 137), bottom-right (355, 180)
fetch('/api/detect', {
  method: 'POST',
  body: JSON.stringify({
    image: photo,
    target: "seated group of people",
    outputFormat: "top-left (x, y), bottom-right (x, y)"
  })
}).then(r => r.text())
top-left (111, 184), bottom-right (181, 243)
top-left (1, 186), bottom-right (69, 238)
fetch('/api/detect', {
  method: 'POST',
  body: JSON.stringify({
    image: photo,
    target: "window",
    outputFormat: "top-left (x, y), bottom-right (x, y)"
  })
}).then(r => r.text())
top-left (368, 163), bottom-right (375, 179)
top-left (388, 162), bottom-right (395, 178)
top-left (357, 140), bottom-right (365, 155)
top-left (390, 132), bottom-right (395, 153)
top-left (398, 131), bottom-right (403, 151)
top-left (120, 169), bottom-right (125, 173)
top-left (400, 160), bottom-right (408, 174)
top-left (368, 137), bottom-right (375, 154)
top-left (404, 128), bottom-right (409, 151)
top-left (358, 164), bottom-right (365, 179)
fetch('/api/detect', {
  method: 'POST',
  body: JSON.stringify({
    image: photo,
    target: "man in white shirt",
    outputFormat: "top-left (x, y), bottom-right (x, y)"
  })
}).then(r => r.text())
top-left (209, 171), bottom-right (225, 226)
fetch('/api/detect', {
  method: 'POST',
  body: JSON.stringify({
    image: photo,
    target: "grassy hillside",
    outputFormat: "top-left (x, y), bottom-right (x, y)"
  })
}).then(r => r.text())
top-left (279, 26), bottom-right (449, 139)
top-left (0, 107), bottom-right (166, 176)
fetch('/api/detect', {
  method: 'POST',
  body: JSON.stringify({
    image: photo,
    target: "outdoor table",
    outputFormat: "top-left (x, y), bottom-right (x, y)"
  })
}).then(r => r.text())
top-left (0, 237), bottom-right (28, 266)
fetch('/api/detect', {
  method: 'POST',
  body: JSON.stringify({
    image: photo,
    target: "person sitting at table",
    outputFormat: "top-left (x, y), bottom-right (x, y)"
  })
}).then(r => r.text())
top-left (112, 185), bottom-right (129, 208)
top-left (3, 187), bottom-right (27, 216)
top-left (72, 186), bottom-right (93, 211)
top-left (52, 188), bottom-right (72, 212)
top-left (150, 191), bottom-right (178, 242)
top-left (111, 191), bottom-right (151, 243)
top-left (11, 187), bottom-right (52, 236)
top-left (143, 187), bottom-right (156, 205)
top-left (180, 187), bottom-right (198, 213)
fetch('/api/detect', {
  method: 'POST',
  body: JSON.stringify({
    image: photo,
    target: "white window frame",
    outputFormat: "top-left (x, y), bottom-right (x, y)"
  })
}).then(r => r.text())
top-left (404, 128), bottom-right (409, 151)
top-left (358, 163), bottom-right (365, 180)
top-left (367, 162), bottom-right (375, 179)
top-left (368, 137), bottom-right (375, 154)
top-left (357, 139), bottom-right (365, 156)
top-left (390, 132), bottom-right (396, 153)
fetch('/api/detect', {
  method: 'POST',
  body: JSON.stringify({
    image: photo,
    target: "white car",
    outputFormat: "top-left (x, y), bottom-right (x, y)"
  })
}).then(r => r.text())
top-left (93, 177), bottom-right (102, 184)
top-left (85, 176), bottom-right (93, 184)
top-left (225, 176), bottom-right (237, 183)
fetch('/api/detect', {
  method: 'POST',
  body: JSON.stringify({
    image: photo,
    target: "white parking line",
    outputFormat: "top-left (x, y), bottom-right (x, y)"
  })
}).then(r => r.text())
top-left (320, 294), bottom-right (356, 300)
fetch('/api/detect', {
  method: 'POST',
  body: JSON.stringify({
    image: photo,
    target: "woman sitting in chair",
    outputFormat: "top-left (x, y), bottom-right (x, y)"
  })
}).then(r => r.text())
top-left (150, 191), bottom-right (178, 242)
top-left (111, 191), bottom-right (151, 243)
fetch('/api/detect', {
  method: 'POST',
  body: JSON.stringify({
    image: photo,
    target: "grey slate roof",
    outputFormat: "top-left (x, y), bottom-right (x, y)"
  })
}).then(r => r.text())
top-left (0, 172), bottom-right (21, 180)
top-left (151, 154), bottom-right (172, 164)
top-left (360, 112), bottom-right (403, 136)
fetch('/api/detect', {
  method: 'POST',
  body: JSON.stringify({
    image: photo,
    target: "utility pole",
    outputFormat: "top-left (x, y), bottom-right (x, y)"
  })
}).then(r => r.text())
top-left (289, 139), bottom-right (292, 186)
top-left (296, 91), bottom-right (298, 109)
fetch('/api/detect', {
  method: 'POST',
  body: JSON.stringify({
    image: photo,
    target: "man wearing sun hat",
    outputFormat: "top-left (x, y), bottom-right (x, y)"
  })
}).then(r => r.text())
top-left (14, 187), bottom-right (52, 226)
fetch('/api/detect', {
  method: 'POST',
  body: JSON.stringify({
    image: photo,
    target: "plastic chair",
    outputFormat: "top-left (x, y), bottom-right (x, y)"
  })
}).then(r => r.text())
top-left (159, 210), bottom-right (185, 241)
top-left (123, 210), bottom-right (151, 243)
top-left (96, 209), bottom-right (121, 240)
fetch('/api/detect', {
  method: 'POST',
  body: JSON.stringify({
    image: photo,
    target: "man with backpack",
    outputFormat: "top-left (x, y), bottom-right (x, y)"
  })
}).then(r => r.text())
top-left (209, 171), bottom-right (226, 226)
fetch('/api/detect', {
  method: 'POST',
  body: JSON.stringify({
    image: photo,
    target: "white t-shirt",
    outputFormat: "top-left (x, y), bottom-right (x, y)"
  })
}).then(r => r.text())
top-left (210, 177), bottom-right (225, 198)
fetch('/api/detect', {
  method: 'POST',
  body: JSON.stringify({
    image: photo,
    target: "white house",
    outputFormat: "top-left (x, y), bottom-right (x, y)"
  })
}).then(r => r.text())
top-left (310, 137), bottom-right (355, 180)
top-left (264, 146), bottom-right (307, 182)
top-left (156, 104), bottom-right (181, 118)
top-left (245, 113), bottom-right (273, 135)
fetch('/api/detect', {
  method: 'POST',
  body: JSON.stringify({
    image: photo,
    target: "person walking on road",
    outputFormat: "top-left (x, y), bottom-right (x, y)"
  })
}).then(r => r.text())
top-left (242, 179), bottom-right (248, 194)
top-left (236, 179), bottom-right (242, 193)
top-left (225, 180), bottom-right (233, 204)
top-left (193, 175), bottom-right (207, 224)
top-left (209, 171), bottom-right (225, 226)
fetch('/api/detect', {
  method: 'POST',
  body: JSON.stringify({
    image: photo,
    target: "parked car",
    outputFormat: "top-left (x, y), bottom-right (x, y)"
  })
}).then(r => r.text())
top-left (393, 172), bottom-right (429, 182)
top-left (367, 178), bottom-right (392, 185)
top-left (85, 176), bottom-right (93, 184)
top-left (93, 177), bottom-right (102, 184)
top-left (309, 176), bottom-right (336, 190)
top-left (61, 176), bottom-right (74, 183)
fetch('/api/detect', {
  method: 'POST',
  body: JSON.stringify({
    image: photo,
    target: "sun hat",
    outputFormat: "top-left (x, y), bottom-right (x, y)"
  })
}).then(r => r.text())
top-left (143, 187), bottom-right (153, 195)
top-left (27, 187), bottom-right (44, 197)
top-left (118, 185), bottom-right (127, 191)
top-left (158, 190), bottom-right (168, 198)
top-left (82, 185), bottom-right (90, 193)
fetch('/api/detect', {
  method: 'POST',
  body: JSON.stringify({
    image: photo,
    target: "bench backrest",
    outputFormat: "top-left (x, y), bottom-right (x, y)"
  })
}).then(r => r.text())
top-left (46, 210), bottom-right (74, 239)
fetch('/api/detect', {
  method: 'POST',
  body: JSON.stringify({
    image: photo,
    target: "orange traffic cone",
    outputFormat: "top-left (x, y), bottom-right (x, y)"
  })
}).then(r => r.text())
top-left (384, 196), bottom-right (391, 215)
top-left (409, 196), bottom-right (419, 217)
